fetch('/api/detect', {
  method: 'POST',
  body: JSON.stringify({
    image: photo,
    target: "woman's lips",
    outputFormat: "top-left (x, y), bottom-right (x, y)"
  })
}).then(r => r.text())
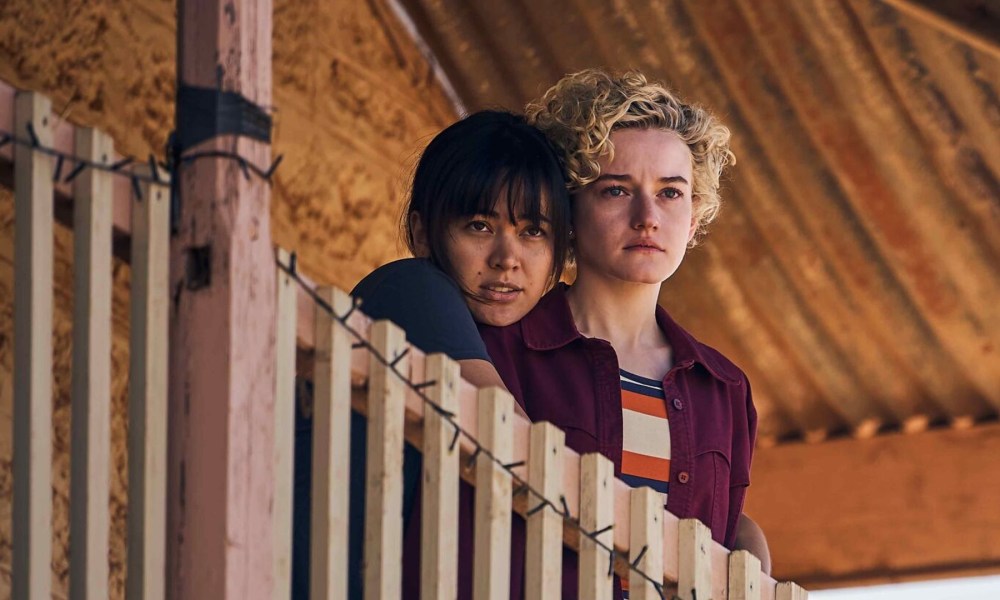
top-left (624, 240), bottom-right (665, 253)
top-left (479, 283), bottom-right (522, 303)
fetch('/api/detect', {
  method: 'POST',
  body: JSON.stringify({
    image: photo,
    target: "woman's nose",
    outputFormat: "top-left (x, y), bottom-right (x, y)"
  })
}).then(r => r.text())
top-left (489, 233), bottom-right (520, 270)
top-left (631, 194), bottom-right (660, 231)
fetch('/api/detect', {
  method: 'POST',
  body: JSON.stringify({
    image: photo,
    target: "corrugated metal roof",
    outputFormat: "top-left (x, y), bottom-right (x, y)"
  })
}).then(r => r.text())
top-left (395, 0), bottom-right (1000, 444)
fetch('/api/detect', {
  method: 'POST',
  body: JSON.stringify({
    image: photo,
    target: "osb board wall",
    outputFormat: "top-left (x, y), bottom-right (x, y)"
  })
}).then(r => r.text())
top-left (0, 0), bottom-right (456, 597)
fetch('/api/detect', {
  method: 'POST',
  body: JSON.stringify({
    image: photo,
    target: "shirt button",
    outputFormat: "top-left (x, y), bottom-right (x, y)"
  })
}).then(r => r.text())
top-left (677, 471), bottom-right (690, 484)
top-left (672, 398), bottom-right (683, 410)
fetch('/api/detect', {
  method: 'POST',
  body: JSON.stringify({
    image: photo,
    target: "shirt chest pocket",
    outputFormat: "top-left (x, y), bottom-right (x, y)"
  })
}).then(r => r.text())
top-left (694, 448), bottom-right (733, 540)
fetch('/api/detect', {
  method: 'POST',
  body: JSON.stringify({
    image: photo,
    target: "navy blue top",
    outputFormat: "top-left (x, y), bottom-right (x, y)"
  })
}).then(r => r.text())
top-left (352, 258), bottom-right (491, 362)
top-left (292, 258), bottom-right (487, 599)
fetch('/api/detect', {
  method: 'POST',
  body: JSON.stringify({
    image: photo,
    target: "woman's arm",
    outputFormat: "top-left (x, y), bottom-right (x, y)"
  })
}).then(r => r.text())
top-left (458, 358), bottom-right (529, 419)
top-left (733, 513), bottom-right (771, 575)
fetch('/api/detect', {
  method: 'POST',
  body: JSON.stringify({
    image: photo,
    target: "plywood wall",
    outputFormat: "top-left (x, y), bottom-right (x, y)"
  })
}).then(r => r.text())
top-left (0, 0), bottom-right (455, 596)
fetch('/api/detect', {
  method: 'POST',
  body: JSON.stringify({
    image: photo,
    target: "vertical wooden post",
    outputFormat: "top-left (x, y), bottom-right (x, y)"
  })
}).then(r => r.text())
top-left (628, 488), bottom-right (664, 600)
top-left (525, 422), bottom-right (564, 600)
top-left (127, 169), bottom-right (171, 600)
top-left (70, 128), bottom-right (114, 600)
top-left (170, 1), bottom-right (276, 598)
top-left (13, 90), bottom-right (53, 600)
top-left (473, 387), bottom-right (514, 600)
top-left (364, 320), bottom-right (408, 599)
top-left (311, 287), bottom-right (353, 600)
top-left (578, 453), bottom-right (614, 600)
top-left (271, 249), bottom-right (298, 600)
top-left (776, 582), bottom-right (809, 600)
top-left (421, 354), bottom-right (461, 600)
top-left (729, 550), bottom-right (761, 600)
top-left (678, 519), bottom-right (712, 600)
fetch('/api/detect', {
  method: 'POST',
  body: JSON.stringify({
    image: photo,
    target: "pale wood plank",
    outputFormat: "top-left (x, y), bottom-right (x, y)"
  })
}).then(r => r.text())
top-left (271, 249), bottom-right (298, 600)
top-left (525, 422), bottom-right (565, 600)
top-left (126, 168), bottom-right (170, 600)
top-left (578, 453), bottom-right (614, 600)
top-left (473, 387), bottom-right (514, 600)
top-left (13, 90), bottom-right (54, 600)
top-left (311, 287), bottom-right (353, 600)
top-left (364, 319), bottom-right (408, 600)
top-left (678, 519), bottom-right (713, 600)
top-left (170, 1), bottom-right (276, 597)
top-left (628, 487), bottom-right (664, 600)
top-left (776, 582), bottom-right (809, 600)
top-left (420, 353), bottom-right (461, 600)
top-left (729, 550), bottom-right (762, 600)
top-left (69, 127), bottom-right (114, 600)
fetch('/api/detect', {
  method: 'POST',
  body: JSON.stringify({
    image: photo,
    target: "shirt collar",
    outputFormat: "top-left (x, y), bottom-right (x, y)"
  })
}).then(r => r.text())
top-left (521, 284), bottom-right (742, 385)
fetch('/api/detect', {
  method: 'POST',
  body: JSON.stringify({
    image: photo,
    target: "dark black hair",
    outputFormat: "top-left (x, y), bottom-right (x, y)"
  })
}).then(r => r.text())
top-left (404, 110), bottom-right (571, 286)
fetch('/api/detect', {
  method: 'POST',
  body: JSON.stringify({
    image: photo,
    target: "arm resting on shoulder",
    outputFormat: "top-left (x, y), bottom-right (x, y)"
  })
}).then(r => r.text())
top-left (733, 513), bottom-right (771, 575)
top-left (458, 358), bottom-right (530, 420)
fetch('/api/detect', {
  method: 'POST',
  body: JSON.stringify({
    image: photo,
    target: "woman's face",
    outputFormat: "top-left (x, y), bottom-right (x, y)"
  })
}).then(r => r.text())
top-left (572, 128), bottom-right (695, 287)
top-left (443, 197), bottom-right (556, 327)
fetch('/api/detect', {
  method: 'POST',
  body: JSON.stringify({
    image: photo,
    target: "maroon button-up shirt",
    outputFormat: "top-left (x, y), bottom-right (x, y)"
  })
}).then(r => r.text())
top-left (403, 285), bottom-right (756, 599)
top-left (485, 284), bottom-right (755, 598)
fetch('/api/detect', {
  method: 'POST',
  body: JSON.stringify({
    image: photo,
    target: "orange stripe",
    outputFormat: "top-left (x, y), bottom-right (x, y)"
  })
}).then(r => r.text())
top-left (621, 389), bottom-right (667, 418)
top-left (621, 451), bottom-right (671, 481)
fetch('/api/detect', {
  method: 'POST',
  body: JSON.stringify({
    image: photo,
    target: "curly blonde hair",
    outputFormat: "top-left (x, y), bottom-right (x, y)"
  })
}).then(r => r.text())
top-left (526, 69), bottom-right (735, 244)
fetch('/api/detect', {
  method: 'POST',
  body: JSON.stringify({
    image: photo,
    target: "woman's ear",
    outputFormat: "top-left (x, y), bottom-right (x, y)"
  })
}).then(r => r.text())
top-left (409, 211), bottom-right (431, 257)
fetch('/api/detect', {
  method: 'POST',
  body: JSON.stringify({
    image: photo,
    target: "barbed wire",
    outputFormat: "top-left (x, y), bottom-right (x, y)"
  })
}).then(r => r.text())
top-left (0, 124), bottom-right (282, 202)
top-left (3, 117), bottom-right (680, 599)
top-left (275, 254), bottom-right (674, 600)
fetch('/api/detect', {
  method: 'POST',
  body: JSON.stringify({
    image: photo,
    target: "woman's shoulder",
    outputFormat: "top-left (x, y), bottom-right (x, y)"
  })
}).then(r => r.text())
top-left (352, 258), bottom-right (456, 298)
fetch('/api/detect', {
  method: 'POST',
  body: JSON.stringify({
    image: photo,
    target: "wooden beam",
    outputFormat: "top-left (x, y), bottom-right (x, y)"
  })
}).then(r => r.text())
top-left (745, 421), bottom-right (1000, 589)
top-left (168, 1), bottom-right (276, 598)
top-left (69, 128), bottom-right (114, 600)
top-left (126, 169), bottom-right (171, 600)
top-left (880, 0), bottom-right (1000, 62)
top-left (13, 89), bottom-right (53, 600)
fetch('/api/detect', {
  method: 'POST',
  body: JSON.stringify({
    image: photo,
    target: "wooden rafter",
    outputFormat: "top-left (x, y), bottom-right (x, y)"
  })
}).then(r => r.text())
top-left (880, 0), bottom-right (1000, 61)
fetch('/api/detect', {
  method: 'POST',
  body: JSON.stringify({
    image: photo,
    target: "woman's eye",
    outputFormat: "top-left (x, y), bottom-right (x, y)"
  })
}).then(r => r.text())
top-left (523, 225), bottom-right (547, 238)
top-left (661, 188), bottom-right (684, 199)
top-left (603, 185), bottom-right (628, 198)
top-left (467, 220), bottom-right (490, 232)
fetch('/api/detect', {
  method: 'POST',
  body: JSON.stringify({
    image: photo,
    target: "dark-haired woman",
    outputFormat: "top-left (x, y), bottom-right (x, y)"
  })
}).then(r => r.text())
top-left (291, 110), bottom-right (572, 599)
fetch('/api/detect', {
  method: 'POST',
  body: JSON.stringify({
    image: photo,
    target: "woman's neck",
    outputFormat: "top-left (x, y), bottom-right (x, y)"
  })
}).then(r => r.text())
top-left (565, 271), bottom-right (665, 351)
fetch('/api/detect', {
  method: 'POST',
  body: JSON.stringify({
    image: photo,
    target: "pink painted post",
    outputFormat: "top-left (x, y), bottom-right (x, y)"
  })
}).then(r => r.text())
top-left (168, 1), bottom-right (275, 598)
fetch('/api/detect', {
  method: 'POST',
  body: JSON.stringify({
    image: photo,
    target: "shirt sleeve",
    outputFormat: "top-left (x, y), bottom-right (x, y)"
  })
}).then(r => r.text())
top-left (351, 259), bottom-right (492, 363)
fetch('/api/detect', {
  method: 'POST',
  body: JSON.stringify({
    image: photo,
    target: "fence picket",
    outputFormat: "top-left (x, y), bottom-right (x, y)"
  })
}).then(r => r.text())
top-left (69, 127), bottom-right (114, 600)
top-left (271, 249), bottom-right (298, 600)
top-left (473, 387), bottom-right (514, 600)
top-left (776, 582), bottom-right (809, 600)
top-left (628, 488), bottom-right (664, 600)
top-left (420, 354), bottom-right (461, 600)
top-left (578, 453), bottom-right (614, 600)
top-left (126, 167), bottom-right (170, 600)
top-left (311, 286), bottom-right (353, 600)
top-left (364, 320), bottom-right (408, 599)
top-left (678, 518), bottom-right (712, 600)
top-left (728, 550), bottom-right (761, 600)
top-left (525, 422), bottom-right (565, 600)
top-left (12, 90), bottom-right (54, 600)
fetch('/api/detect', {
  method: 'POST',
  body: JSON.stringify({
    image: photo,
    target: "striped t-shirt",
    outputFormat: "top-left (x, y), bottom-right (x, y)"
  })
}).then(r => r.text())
top-left (619, 370), bottom-right (670, 500)
top-left (620, 370), bottom-right (670, 599)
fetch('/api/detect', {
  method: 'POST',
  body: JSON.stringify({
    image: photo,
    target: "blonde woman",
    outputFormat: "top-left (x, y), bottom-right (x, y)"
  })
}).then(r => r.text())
top-left (479, 69), bottom-right (769, 598)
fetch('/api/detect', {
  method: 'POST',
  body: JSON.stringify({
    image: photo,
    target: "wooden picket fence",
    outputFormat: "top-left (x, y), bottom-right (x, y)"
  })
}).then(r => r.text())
top-left (3, 88), bottom-right (170, 600)
top-left (4, 85), bottom-right (807, 599)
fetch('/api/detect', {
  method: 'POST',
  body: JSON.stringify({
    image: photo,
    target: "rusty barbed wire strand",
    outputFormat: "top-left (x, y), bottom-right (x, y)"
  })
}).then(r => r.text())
top-left (1, 119), bottom-right (673, 599)
top-left (275, 255), bottom-right (670, 599)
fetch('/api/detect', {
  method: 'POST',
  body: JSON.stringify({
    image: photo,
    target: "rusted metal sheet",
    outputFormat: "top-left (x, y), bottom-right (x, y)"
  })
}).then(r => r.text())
top-left (396, 0), bottom-right (1000, 446)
